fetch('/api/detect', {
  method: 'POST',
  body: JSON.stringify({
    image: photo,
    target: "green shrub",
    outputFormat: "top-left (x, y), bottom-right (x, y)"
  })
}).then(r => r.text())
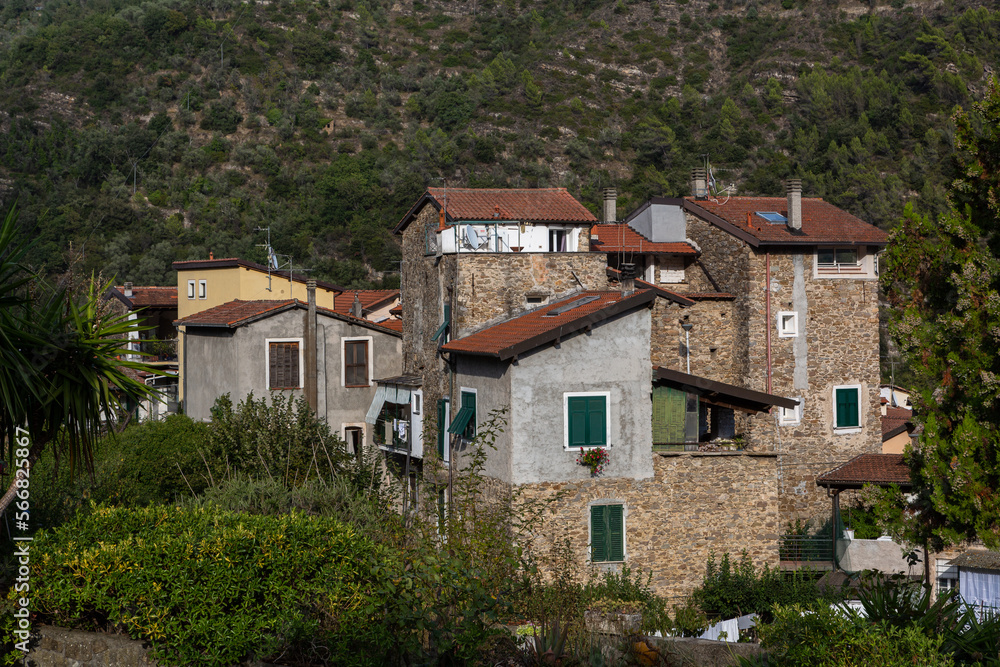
top-left (199, 100), bottom-right (242, 133)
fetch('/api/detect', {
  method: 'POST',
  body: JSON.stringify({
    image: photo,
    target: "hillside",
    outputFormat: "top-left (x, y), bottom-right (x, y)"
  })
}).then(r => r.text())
top-left (0, 0), bottom-right (996, 288)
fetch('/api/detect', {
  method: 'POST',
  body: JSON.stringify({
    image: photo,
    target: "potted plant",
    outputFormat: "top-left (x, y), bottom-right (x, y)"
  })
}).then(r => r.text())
top-left (577, 447), bottom-right (609, 476)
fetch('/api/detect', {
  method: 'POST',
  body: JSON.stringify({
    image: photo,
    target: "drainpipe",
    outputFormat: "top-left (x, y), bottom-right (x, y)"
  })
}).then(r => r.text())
top-left (305, 279), bottom-right (317, 411)
top-left (765, 252), bottom-right (772, 396)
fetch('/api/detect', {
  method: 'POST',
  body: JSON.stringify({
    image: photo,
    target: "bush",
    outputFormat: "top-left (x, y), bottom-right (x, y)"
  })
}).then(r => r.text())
top-left (199, 99), bottom-right (242, 133)
top-left (691, 551), bottom-right (844, 621)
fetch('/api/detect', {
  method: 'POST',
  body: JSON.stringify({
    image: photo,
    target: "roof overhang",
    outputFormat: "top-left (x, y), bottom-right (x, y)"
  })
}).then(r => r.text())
top-left (653, 366), bottom-right (798, 413)
top-left (815, 454), bottom-right (913, 491)
top-left (176, 301), bottom-right (403, 337)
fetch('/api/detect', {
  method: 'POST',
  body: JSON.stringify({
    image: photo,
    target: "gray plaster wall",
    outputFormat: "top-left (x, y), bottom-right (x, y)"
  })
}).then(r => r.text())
top-left (508, 308), bottom-right (654, 485)
top-left (628, 203), bottom-right (687, 243)
top-left (453, 357), bottom-right (513, 480)
top-left (183, 309), bottom-right (402, 442)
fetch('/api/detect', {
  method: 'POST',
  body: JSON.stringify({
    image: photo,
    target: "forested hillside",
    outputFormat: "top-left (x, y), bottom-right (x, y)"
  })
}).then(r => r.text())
top-left (0, 0), bottom-right (997, 287)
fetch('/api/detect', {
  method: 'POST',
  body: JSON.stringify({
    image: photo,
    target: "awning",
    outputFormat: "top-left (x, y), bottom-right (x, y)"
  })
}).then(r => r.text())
top-left (448, 405), bottom-right (475, 435)
top-left (653, 366), bottom-right (799, 413)
top-left (384, 385), bottom-right (411, 406)
top-left (364, 385), bottom-right (387, 424)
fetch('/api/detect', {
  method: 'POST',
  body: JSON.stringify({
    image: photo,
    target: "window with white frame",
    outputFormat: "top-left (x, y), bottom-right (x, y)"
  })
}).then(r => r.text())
top-left (833, 385), bottom-right (862, 431)
top-left (779, 398), bottom-right (802, 426)
top-left (564, 392), bottom-right (610, 450)
top-left (777, 311), bottom-right (798, 338)
top-left (342, 337), bottom-right (372, 387)
top-left (198, 279), bottom-right (207, 299)
top-left (816, 246), bottom-right (872, 278)
top-left (187, 280), bottom-right (196, 299)
top-left (267, 338), bottom-right (303, 389)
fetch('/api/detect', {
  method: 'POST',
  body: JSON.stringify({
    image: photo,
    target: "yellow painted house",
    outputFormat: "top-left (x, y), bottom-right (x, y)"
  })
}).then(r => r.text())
top-left (173, 257), bottom-right (344, 404)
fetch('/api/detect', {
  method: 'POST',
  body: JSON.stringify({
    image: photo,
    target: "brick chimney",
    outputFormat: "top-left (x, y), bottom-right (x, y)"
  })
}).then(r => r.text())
top-left (785, 179), bottom-right (802, 231)
top-left (602, 188), bottom-right (617, 223)
top-left (691, 168), bottom-right (708, 200)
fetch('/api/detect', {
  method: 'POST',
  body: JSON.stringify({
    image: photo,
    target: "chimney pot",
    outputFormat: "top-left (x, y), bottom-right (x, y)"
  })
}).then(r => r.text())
top-left (351, 292), bottom-right (363, 318)
top-left (602, 188), bottom-right (617, 223)
top-left (691, 168), bottom-right (708, 200)
top-left (124, 282), bottom-right (133, 298)
top-left (209, 250), bottom-right (214, 260)
top-left (785, 179), bottom-right (802, 230)
top-left (620, 262), bottom-right (636, 296)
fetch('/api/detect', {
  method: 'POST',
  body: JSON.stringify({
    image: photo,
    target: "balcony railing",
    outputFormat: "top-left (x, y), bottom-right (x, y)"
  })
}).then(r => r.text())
top-left (779, 535), bottom-right (833, 563)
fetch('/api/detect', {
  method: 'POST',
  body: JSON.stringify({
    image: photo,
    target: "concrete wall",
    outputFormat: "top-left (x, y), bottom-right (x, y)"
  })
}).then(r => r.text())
top-left (183, 308), bottom-right (402, 443)
top-left (453, 356), bottom-right (513, 481)
top-left (518, 452), bottom-right (780, 603)
top-left (508, 308), bottom-right (654, 485)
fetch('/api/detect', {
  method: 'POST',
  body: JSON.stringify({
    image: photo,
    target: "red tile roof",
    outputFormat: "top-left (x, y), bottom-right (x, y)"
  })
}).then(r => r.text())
top-left (174, 300), bottom-right (402, 336)
top-left (395, 188), bottom-right (596, 233)
top-left (816, 453), bottom-right (912, 488)
top-left (378, 319), bottom-right (403, 333)
top-left (882, 406), bottom-right (913, 440)
top-left (590, 224), bottom-right (697, 255)
top-left (114, 286), bottom-right (177, 308)
top-left (604, 267), bottom-right (696, 306)
top-left (684, 197), bottom-right (889, 246)
top-left (331, 290), bottom-right (399, 316)
top-left (441, 290), bottom-right (655, 359)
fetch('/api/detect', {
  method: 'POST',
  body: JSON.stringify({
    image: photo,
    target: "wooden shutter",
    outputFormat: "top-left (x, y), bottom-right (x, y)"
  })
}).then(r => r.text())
top-left (269, 342), bottom-right (299, 388)
top-left (836, 388), bottom-right (859, 427)
top-left (607, 504), bottom-right (624, 562)
top-left (568, 396), bottom-right (588, 448)
top-left (587, 396), bottom-right (606, 447)
top-left (461, 391), bottom-right (476, 439)
top-left (654, 387), bottom-right (686, 444)
top-left (345, 341), bottom-right (368, 386)
top-left (591, 505), bottom-right (607, 562)
top-left (437, 399), bottom-right (447, 458)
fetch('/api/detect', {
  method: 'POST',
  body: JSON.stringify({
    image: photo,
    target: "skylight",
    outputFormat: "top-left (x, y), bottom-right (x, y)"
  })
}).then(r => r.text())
top-left (756, 212), bottom-right (787, 223)
top-left (543, 295), bottom-right (600, 317)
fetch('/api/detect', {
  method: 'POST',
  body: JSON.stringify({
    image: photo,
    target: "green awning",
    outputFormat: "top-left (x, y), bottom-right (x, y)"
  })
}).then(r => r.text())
top-left (431, 320), bottom-right (448, 342)
top-left (447, 405), bottom-right (475, 435)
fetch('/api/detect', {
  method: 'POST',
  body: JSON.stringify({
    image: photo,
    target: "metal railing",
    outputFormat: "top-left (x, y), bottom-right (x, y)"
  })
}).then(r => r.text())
top-left (779, 535), bottom-right (833, 562)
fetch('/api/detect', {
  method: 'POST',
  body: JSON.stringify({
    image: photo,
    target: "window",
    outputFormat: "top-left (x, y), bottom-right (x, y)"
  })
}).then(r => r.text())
top-left (437, 398), bottom-right (450, 461)
top-left (777, 311), bottom-right (798, 338)
top-left (549, 229), bottom-right (567, 252)
top-left (344, 426), bottom-right (363, 457)
top-left (267, 340), bottom-right (301, 389)
top-left (344, 339), bottom-right (369, 387)
top-left (198, 279), bottom-right (207, 299)
top-left (187, 280), bottom-right (196, 299)
top-left (833, 385), bottom-right (861, 430)
top-left (590, 504), bottom-right (624, 563)
top-left (412, 392), bottom-right (421, 415)
top-left (565, 392), bottom-right (609, 450)
top-left (816, 246), bottom-right (871, 278)
top-left (779, 398), bottom-right (802, 426)
top-left (448, 389), bottom-right (477, 440)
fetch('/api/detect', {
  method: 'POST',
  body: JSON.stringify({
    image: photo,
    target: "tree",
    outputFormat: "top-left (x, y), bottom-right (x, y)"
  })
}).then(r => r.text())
top-left (0, 205), bottom-right (155, 515)
top-left (880, 77), bottom-right (1000, 553)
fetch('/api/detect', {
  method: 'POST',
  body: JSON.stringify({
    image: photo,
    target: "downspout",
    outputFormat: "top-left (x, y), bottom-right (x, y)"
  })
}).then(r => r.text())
top-left (765, 252), bottom-right (772, 396)
top-left (305, 280), bottom-right (317, 411)
top-left (182, 328), bottom-right (188, 415)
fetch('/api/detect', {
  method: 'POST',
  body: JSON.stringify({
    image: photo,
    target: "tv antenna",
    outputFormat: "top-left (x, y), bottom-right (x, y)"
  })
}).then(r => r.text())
top-left (256, 226), bottom-right (313, 293)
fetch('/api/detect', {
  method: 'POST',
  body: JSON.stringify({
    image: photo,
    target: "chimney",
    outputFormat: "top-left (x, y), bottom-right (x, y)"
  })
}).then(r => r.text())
top-left (620, 262), bottom-right (636, 296)
top-left (209, 250), bottom-right (214, 260)
top-left (786, 179), bottom-right (802, 230)
top-left (351, 292), bottom-right (363, 318)
top-left (602, 188), bottom-right (617, 223)
top-left (305, 279), bottom-right (318, 411)
top-left (691, 168), bottom-right (708, 200)
top-left (123, 281), bottom-right (133, 298)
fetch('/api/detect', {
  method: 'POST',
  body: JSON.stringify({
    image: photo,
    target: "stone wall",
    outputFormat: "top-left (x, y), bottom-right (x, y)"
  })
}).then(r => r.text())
top-left (454, 252), bottom-right (606, 335)
top-left (649, 296), bottom-right (738, 385)
top-left (26, 626), bottom-right (159, 666)
top-left (518, 452), bottom-right (780, 603)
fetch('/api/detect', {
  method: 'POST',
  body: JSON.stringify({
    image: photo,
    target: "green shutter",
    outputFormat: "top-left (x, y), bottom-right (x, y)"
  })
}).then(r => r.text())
top-left (587, 396), bottom-right (607, 446)
top-left (568, 396), bottom-right (588, 447)
top-left (836, 388), bottom-right (859, 428)
top-left (461, 390), bottom-right (476, 439)
top-left (591, 505), bottom-right (607, 562)
top-left (653, 386), bottom-right (686, 444)
top-left (432, 304), bottom-right (451, 342)
top-left (607, 504), bottom-right (624, 562)
top-left (437, 399), bottom-right (447, 457)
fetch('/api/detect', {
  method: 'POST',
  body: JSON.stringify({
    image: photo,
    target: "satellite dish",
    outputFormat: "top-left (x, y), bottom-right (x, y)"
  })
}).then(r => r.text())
top-left (465, 226), bottom-right (480, 248)
top-left (268, 249), bottom-right (279, 269)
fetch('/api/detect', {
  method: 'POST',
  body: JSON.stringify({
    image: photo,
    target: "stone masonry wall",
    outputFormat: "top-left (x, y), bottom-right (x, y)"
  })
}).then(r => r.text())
top-left (518, 452), bottom-right (780, 604)
top-left (649, 297), bottom-right (738, 385)
top-left (454, 252), bottom-right (606, 335)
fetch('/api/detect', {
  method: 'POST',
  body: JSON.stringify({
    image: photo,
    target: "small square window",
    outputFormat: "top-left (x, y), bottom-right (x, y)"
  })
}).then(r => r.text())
top-left (187, 280), bottom-right (196, 300)
top-left (777, 311), bottom-right (798, 338)
top-left (198, 279), bottom-right (207, 299)
top-left (833, 385), bottom-right (861, 430)
top-left (779, 399), bottom-right (802, 426)
top-left (590, 504), bottom-right (624, 563)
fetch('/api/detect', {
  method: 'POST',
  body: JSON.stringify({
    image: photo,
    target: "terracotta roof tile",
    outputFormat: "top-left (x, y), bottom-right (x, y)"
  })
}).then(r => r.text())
top-left (114, 286), bottom-right (177, 308)
top-left (882, 406), bottom-right (913, 439)
top-left (590, 224), bottom-right (697, 255)
top-left (685, 197), bottom-right (889, 246)
top-left (396, 188), bottom-right (596, 232)
top-left (174, 300), bottom-right (402, 336)
top-left (441, 290), bottom-right (655, 359)
top-left (816, 454), bottom-right (912, 488)
top-left (331, 290), bottom-right (399, 315)
top-left (378, 319), bottom-right (403, 333)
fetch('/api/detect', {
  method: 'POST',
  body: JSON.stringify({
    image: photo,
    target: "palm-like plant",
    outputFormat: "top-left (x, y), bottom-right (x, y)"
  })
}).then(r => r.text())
top-left (0, 204), bottom-right (156, 514)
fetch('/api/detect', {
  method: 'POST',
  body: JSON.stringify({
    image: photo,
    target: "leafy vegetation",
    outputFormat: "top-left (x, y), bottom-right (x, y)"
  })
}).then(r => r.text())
top-left (0, 0), bottom-right (996, 293)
